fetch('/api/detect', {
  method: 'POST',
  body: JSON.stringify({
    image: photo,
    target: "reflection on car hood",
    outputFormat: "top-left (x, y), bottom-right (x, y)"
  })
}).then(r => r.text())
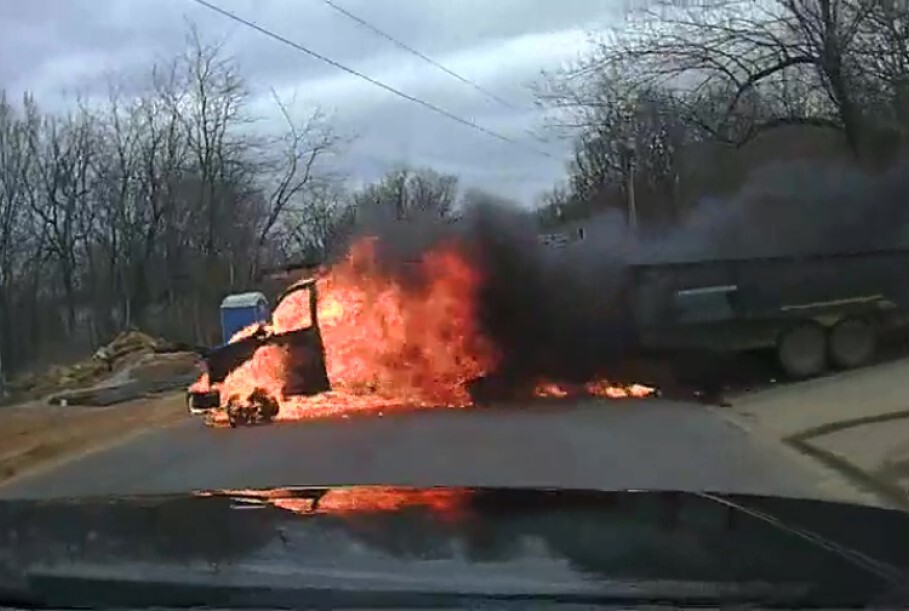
top-left (0, 487), bottom-right (908, 607)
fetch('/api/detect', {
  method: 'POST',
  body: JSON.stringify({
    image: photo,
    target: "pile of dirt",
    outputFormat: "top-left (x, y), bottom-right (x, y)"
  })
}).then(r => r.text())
top-left (92, 330), bottom-right (164, 364)
top-left (4, 330), bottom-right (194, 405)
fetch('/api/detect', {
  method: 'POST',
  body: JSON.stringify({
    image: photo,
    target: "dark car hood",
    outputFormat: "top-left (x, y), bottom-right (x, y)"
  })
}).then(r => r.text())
top-left (0, 487), bottom-right (908, 608)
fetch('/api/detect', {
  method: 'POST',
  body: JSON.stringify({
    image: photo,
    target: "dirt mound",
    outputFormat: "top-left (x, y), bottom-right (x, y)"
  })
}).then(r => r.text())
top-left (4, 330), bottom-right (197, 406)
top-left (93, 330), bottom-right (163, 362)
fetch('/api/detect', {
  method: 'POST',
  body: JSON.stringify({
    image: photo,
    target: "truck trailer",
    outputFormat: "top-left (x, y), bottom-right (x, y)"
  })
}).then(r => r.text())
top-left (627, 248), bottom-right (909, 378)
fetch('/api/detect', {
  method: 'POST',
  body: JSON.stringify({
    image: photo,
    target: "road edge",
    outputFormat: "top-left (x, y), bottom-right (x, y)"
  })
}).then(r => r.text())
top-left (707, 404), bottom-right (898, 509)
top-left (0, 412), bottom-right (192, 494)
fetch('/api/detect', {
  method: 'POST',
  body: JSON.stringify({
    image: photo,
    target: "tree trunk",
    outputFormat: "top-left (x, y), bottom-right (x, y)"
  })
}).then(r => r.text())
top-left (60, 258), bottom-right (77, 335)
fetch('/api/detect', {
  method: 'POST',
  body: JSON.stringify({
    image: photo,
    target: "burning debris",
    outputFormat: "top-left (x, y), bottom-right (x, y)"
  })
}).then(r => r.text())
top-left (191, 206), bottom-right (655, 426)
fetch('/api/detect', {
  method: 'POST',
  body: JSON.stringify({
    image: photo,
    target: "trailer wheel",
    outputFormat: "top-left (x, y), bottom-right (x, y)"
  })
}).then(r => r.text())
top-left (777, 322), bottom-right (828, 379)
top-left (829, 317), bottom-right (876, 369)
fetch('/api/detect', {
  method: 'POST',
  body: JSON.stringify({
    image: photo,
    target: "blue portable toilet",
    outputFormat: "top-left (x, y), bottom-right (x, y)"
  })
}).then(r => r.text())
top-left (219, 292), bottom-right (271, 344)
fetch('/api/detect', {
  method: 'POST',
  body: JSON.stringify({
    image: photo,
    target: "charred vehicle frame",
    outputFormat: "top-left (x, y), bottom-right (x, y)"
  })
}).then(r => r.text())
top-left (186, 278), bottom-right (330, 426)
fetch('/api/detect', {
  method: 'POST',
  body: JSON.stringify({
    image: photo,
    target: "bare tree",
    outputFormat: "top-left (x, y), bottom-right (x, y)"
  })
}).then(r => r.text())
top-left (591, 0), bottom-right (878, 155)
top-left (855, 2), bottom-right (909, 156)
top-left (407, 168), bottom-right (458, 217)
top-left (251, 91), bottom-right (340, 277)
top-left (536, 73), bottom-right (691, 224)
top-left (353, 166), bottom-right (459, 221)
top-left (533, 0), bottom-right (909, 231)
top-left (26, 104), bottom-right (99, 334)
top-left (0, 23), bottom-right (347, 376)
top-left (0, 92), bottom-right (38, 389)
top-left (152, 28), bottom-right (261, 341)
top-left (282, 181), bottom-right (355, 263)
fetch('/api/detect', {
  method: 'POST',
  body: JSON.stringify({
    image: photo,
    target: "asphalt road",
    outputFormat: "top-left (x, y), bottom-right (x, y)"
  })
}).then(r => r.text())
top-left (0, 398), bottom-right (832, 500)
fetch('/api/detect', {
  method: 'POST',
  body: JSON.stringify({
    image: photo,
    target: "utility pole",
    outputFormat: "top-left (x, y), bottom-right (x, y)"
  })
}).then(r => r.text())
top-left (627, 151), bottom-right (638, 230)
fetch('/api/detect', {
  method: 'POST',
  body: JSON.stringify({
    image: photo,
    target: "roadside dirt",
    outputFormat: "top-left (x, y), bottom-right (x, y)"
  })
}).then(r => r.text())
top-left (2, 330), bottom-right (201, 408)
top-left (0, 392), bottom-right (189, 488)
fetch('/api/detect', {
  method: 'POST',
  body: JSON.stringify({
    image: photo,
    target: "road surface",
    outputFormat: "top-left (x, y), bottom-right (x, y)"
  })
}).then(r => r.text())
top-left (1, 398), bottom-right (836, 500)
top-left (727, 356), bottom-right (909, 509)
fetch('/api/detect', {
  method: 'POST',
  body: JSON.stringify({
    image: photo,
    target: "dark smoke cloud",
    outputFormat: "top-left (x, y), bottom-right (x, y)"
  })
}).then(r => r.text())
top-left (644, 157), bottom-right (909, 261)
top-left (462, 204), bottom-right (636, 382)
top-left (346, 156), bottom-right (909, 385)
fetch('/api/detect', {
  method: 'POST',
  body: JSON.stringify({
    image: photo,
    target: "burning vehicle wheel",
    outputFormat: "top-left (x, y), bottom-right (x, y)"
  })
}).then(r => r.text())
top-left (225, 403), bottom-right (246, 427)
top-left (226, 390), bottom-right (280, 427)
top-left (777, 321), bottom-right (827, 379)
top-left (828, 317), bottom-right (876, 370)
top-left (226, 402), bottom-right (254, 427)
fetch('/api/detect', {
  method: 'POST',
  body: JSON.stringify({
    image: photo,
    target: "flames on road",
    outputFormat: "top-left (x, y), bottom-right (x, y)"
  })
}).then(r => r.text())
top-left (534, 380), bottom-right (654, 400)
top-left (192, 236), bottom-right (654, 423)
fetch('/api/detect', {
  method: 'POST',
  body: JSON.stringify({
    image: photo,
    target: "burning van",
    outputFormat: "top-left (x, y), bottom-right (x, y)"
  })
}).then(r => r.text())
top-left (185, 236), bottom-right (655, 428)
top-left (187, 278), bottom-right (330, 426)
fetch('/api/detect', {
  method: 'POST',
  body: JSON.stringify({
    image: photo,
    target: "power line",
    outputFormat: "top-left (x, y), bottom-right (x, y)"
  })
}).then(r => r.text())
top-left (319, 0), bottom-right (518, 110)
top-left (189, 0), bottom-right (553, 158)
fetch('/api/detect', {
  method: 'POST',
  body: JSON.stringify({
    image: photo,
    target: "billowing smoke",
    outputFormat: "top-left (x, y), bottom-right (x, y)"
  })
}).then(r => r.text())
top-left (463, 205), bottom-right (636, 383)
top-left (340, 202), bottom-right (636, 385)
top-left (340, 156), bottom-right (909, 386)
top-left (648, 157), bottom-right (909, 261)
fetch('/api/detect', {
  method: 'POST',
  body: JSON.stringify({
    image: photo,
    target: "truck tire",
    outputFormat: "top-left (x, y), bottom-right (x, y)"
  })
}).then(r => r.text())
top-left (829, 317), bottom-right (876, 369)
top-left (777, 322), bottom-right (827, 379)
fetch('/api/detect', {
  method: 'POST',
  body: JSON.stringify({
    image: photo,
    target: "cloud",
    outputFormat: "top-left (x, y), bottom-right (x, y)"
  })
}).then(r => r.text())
top-left (0, 0), bottom-right (618, 203)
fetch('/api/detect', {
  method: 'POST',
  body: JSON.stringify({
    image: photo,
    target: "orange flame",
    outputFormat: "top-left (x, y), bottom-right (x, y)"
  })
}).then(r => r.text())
top-left (309, 238), bottom-right (497, 406)
top-left (214, 237), bottom-right (499, 420)
top-left (534, 382), bottom-right (570, 398)
top-left (276, 487), bottom-right (469, 519)
top-left (202, 486), bottom-right (470, 520)
top-left (533, 380), bottom-right (655, 400)
top-left (188, 372), bottom-right (210, 394)
top-left (195, 236), bottom-right (654, 423)
top-left (586, 380), bottom-right (655, 399)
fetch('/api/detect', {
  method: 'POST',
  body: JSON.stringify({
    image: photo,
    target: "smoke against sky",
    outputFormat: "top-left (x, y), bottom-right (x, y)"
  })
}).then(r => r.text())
top-left (643, 157), bottom-right (909, 261)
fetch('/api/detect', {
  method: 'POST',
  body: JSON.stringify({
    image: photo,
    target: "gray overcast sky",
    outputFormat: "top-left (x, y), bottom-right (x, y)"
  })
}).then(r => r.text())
top-left (0, 0), bottom-right (619, 204)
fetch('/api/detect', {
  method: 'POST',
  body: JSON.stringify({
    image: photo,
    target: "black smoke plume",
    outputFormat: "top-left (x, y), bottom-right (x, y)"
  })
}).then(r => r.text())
top-left (343, 157), bottom-right (909, 387)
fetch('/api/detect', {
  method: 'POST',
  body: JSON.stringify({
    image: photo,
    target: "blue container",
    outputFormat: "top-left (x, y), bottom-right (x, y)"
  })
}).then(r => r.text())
top-left (219, 292), bottom-right (271, 345)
